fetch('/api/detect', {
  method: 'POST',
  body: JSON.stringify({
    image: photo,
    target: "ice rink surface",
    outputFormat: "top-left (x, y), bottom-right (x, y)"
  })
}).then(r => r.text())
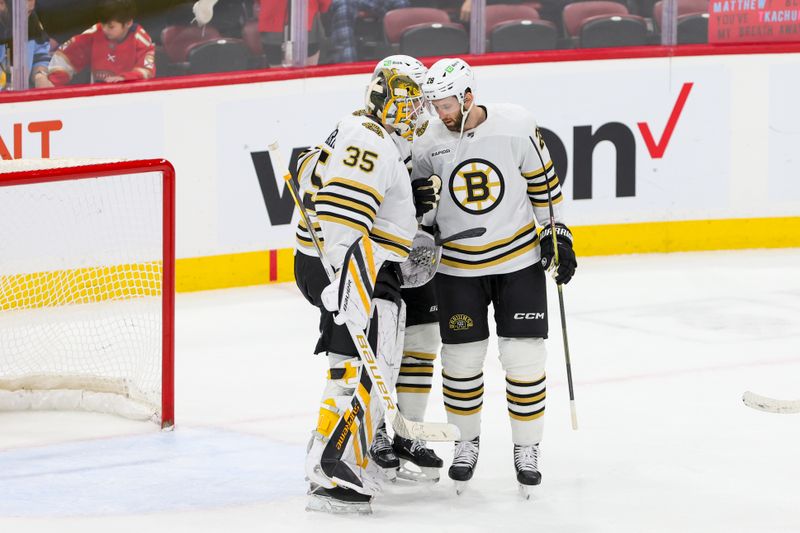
top-left (1, 249), bottom-right (798, 533)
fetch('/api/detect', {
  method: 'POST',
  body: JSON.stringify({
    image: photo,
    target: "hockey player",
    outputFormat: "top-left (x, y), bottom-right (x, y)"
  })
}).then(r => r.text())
top-left (365, 55), bottom-right (445, 483)
top-left (411, 58), bottom-right (577, 496)
top-left (293, 68), bottom-right (425, 513)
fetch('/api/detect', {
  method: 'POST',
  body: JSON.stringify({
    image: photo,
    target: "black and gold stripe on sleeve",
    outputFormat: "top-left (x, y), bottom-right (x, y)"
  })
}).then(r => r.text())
top-left (295, 216), bottom-right (323, 250)
top-left (440, 222), bottom-right (538, 270)
top-left (523, 160), bottom-right (563, 209)
top-left (369, 227), bottom-right (412, 259)
top-left (314, 177), bottom-right (383, 238)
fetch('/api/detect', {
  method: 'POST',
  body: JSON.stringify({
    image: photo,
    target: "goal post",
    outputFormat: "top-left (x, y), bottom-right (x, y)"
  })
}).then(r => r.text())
top-left (0, 159), bottom-right (175, 429)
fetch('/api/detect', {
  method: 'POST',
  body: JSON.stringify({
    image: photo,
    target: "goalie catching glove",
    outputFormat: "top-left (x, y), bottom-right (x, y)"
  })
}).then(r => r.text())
top-left (400, 229), bottom-right (440, 288)
top-left (539, 223), bottom-right (577, 285)
top-left (411, 175), bottom-right (442, 217)
top-left (321, 236), bottom-right (390, 330)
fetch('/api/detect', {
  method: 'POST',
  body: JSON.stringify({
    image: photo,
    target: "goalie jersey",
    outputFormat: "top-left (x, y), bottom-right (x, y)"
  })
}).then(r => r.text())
top-left (294, 112), bottom-right (418, 269)
top-left (412, 103), bottom-right (566, 277)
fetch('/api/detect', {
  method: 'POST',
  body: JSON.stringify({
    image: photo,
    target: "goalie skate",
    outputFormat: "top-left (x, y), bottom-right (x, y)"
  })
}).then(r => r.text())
top-left (393, 435), bottom-right (443, 483)
top-left (306, 485), bottom-right (372, 515)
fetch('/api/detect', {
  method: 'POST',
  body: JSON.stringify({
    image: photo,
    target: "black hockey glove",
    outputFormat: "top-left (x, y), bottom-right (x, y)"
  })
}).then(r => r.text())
top-left (411, 174), bottom-right (442, 217)
top-left (539, 223), bottom-right (577, 285)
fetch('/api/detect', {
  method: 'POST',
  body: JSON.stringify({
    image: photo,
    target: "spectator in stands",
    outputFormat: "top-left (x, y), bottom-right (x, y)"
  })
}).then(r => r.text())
top-left (459, 0), bottom-right (565, 29)
top-left (258, 0), bottom-right (331, 66)
top-left (46, 0), bottom-right (155, 85)
top-left (0, 0), bottom-right (52, 89)
top-left (211, 0), bottom-right (249, 37)
top-left (327, 0), bottom-right (409, 63)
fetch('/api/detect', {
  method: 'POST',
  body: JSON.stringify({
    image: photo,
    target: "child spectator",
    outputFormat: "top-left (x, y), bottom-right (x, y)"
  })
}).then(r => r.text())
top-left (47, 0), bottom-right (155, 85)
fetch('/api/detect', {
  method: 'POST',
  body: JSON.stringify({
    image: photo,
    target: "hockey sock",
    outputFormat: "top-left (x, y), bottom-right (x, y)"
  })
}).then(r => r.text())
top-left (506, 373), bottom-right (546, 445)
top-left (396, 323), bottom-right (439, 422)
top-left (442, 371), bottom-right (484, 442)
top-left (441, 339), bottom-right (488, 442)
top-left (497, 337), bottom-right (547, 445)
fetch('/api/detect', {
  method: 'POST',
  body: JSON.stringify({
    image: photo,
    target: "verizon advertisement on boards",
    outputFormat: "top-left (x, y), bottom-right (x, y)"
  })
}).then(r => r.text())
top-left (1, 52), bottom-right (798, 269)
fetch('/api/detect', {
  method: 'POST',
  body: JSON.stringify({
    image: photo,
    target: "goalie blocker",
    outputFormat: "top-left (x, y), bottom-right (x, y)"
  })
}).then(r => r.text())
top-left (295, 237), bottom-right (402, 359)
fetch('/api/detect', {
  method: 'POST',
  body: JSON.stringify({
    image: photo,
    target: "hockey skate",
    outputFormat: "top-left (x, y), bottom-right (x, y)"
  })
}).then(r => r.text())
top-left (449, 436), bottom-right (479, 495)
top-left (306, 484), bottom-right (373, 515)
top-left (369, 423), bottom-right (399, 481)
top-left (393, 434), bottom-right (443, 483)
top-left (514, 443), bottom-right (542, 500)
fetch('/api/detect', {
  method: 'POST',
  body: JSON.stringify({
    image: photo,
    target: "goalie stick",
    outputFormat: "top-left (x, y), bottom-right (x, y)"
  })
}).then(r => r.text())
top-left (742, 391), bottom-right (800, 414)
top-left (436, 227), bottom-right (486, 246)
top-left (268, 141), bottom-right (461, 441)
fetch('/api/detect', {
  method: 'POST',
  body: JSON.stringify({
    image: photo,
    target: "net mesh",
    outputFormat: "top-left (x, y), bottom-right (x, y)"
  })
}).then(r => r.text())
top-left (0, 159), bottom-right (165, 422)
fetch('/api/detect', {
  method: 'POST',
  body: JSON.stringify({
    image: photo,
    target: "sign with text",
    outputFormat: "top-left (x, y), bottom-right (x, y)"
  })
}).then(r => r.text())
top-left (1, 53), bottom-right (798, 261)
top-left (709, 0), bottom-right (800, 43)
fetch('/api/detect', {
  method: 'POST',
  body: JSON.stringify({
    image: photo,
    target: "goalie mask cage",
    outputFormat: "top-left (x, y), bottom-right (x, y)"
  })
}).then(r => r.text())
top-left (0, 159), bottom-right (175, 429)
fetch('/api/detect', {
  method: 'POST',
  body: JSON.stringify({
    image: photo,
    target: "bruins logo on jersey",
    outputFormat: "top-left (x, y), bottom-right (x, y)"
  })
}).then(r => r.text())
top-left (449, 314), bottom-right (473, 331)
top-left (362, 121), bottom-right (385, 138)
top-left (448, 158), bottom-right (505, 215)
top-left (416, 120), bottom-right (429, 138)
top-left (352, 108), bottom-right (368, 116)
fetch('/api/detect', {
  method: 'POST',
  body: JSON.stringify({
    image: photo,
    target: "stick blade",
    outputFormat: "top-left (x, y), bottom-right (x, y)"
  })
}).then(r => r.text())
top-left (435, 227), bottom-right (486, 246)
top-left (742, 391), bottom-right (800, 414)
top-left (389, 411), bottom-right (461, 441)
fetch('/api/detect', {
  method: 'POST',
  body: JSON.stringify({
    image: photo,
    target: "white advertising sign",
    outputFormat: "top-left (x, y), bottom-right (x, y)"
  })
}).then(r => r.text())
top-left (1, 52), bottom-right (798, 263)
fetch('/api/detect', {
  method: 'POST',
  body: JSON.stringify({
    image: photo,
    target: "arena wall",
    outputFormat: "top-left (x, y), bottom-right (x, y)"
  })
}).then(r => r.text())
top-left (1, 46), bottom-right (798, 291)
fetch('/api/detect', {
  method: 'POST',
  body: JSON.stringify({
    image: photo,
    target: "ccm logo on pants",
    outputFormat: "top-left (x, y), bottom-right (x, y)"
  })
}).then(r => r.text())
top-left (513, 313), bottom-right (545, 320)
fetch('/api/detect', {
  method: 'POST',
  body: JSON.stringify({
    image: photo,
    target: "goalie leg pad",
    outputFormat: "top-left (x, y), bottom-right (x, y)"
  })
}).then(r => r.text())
top-left (498, 337), bottom-right (547, 446)
top-left (397, 322), bottom-right (440, 422)
top-left (373, 298), bottom-right (405, 392)
top-left (306, 354), bottom-right (382, 495)
top-left (441, 339), bottom-right (489, 442)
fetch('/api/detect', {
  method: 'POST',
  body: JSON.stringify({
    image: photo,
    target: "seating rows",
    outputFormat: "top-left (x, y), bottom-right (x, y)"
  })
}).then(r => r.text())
top-left (144, 0), bottom-right (713, 75)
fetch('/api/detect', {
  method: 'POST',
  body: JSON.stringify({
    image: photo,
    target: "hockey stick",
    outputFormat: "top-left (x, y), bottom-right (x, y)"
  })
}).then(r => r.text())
top-left (529, 135), bottom-right (579, 431)
top-left (435, 227), bottom-right (486, 246)
top-left (268, 141), bottom-right (461, 441)
top-left (742, 391), bottom-right (800, 414)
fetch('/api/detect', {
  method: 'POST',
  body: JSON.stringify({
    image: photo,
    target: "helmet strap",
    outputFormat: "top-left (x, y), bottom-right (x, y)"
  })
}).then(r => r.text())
top-left (451, 97), bottom-right (474, 163)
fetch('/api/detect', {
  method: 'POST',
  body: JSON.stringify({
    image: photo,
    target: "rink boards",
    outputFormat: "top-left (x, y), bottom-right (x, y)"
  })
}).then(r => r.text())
top-left (1, 48), bottom-right (799, 291)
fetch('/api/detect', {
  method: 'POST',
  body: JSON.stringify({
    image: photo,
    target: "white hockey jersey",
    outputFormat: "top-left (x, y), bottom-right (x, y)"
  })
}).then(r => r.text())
top-left (294, 112), bottom-right (417, 269)
top-left (412, 103), bottom-right (566, 277)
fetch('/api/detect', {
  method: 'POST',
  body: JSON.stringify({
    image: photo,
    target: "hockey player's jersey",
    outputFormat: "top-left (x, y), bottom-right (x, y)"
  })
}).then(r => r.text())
top-left (412, 103), bottom-right (565, 277)
top-left (48, 23), bottom-right (155, 85)
top-left (294, 112), bottom-right (417, 269)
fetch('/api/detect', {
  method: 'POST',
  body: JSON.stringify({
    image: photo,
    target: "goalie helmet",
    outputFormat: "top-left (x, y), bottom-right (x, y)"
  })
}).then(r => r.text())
top-left (365, 68), bottom-right (425, 141)
top-left (372, 55), bottom-right (428, 86)
top-left (421, 58), bottom-right (475, 105)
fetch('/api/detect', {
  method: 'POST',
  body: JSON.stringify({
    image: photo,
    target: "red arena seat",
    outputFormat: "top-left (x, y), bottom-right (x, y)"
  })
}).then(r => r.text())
top-left (562, 1), bottom-right (628, 37)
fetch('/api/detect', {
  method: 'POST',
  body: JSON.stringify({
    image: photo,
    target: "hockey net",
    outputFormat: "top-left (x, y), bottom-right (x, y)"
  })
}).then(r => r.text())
top-left (0, 159), bottom-right (175, 428)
